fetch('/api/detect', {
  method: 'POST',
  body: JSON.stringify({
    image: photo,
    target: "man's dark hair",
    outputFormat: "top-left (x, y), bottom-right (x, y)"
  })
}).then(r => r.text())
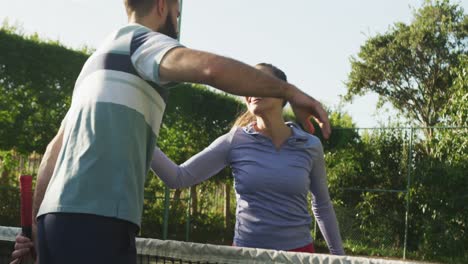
top-left (124, 0), bottom-right (156, 17)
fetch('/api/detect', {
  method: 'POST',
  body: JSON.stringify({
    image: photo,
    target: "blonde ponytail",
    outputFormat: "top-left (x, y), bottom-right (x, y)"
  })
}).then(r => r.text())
top-left (232, 110), bottom-right (256, 128)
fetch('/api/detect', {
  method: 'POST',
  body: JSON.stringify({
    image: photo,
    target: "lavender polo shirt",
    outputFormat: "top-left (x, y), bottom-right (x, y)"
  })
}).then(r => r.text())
top-left (151, 122), bottom-right (344, 254)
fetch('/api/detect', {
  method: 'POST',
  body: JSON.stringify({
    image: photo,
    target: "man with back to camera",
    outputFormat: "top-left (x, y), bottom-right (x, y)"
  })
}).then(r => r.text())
top-left (10, 0), bottom-right (331, 263)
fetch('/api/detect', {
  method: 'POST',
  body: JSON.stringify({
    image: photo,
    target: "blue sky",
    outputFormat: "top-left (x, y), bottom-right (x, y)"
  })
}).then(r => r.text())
top-left (1, 0), bottom-right (466, 127)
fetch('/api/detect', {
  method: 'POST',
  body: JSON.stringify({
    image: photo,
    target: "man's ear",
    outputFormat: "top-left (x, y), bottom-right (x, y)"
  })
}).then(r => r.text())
top-left (156, 0), bottom-right (167, 16)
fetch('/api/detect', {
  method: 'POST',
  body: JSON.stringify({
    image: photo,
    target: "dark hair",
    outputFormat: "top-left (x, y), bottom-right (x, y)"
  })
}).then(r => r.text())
top-left (233, 63), bottom-right (288, 128)
top-left (256, 63), bottom-right (288, 107)
top-left (124, 0), bottom-right (156, 17)
top-left (256, 63), bottom-right (287, 82)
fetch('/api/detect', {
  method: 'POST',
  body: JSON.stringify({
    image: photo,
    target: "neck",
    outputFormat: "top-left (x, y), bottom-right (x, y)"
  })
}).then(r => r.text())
top-left (128, 14), bottom-right (160, 31)
top-left (254, 110), bottom-right (291, 148)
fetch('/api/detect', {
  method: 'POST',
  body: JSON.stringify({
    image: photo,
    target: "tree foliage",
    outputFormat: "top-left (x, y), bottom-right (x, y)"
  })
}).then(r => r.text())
top-left (432, 54), bottom-right (468, 162)
top-left (345, 0), bottom-right (467, 134)
top-left (0, 26), bottom-right (88, 153)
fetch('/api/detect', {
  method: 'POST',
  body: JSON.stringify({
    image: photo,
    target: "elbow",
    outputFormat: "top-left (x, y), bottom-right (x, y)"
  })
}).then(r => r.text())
top-left (153, 173), bottom-right (180, 189)
top-left (199, 56), bottom-right (223, 86)
top-left (165, 180), bottom-right (190, 190)
top-left (313, 199), bottom-right (333, 211)
top-left (312, 201), bottom-right (334, 219)
top-left (200, 65), bottom-right (219, 86)
top-left (161, 170), bottom-right (189, 189)
top-left (164, 181), bottom-right (179, 189)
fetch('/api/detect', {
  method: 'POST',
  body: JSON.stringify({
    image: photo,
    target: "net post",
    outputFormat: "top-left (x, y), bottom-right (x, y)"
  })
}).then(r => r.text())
top-left (313, 217), bottom-right (317, 240)
top-left (163, 186), bottom-right (170, 240)
top-left (178, 0), bottom-right (184, 38)
top-left (403, 127), bottom-right (413, 259)
top-left (185, 189), bottom-right (191, 241)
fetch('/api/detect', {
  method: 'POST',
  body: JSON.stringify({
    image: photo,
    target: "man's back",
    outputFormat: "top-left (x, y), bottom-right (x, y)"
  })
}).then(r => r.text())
top-left (38, 24), bottom-right (182, 226)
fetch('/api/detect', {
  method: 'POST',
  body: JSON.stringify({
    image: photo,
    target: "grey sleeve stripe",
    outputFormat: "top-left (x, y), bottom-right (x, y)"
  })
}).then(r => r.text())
top-left (130, 31), bottom-right (155, 56)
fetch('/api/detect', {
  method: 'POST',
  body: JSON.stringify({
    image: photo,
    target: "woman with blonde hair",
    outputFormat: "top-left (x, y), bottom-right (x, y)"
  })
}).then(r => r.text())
top-left (151, 63), bottom-right (345, 254)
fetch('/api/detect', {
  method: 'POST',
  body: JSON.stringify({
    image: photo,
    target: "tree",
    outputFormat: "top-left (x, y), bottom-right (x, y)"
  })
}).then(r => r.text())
top-left (432, 54), bottom-right (468, 162)
top-left (409, 56), bottom-right (468, 261)
top-left (0, 26), bottom-right (88, 153)
top-left (345, 0), bottom-right (467, 141)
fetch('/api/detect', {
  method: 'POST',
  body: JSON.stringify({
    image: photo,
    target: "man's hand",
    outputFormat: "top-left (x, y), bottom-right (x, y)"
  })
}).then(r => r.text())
top-left (10, 234), bottom-right (35, 264)
top-left (286, 86), bottom-right (331, 139)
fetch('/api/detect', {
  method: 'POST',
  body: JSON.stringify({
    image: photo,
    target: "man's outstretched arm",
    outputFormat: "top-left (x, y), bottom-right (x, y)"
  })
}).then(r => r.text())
top-left (159, 48), bottom-right (292, 98)
top-left (159, 48), bottom-right (330, 138)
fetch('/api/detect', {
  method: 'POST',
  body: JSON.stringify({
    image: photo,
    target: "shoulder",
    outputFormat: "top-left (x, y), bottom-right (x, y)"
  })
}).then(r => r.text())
top-left (130, 28), bottom-right (179, 51)
top-left (101, 24), bottom-right (149, 46)
top-left (225, 126), bottom-right (250, 145)
top-left (286, 122), bottom-right (323, 148)
top-left (229, 124), bottom-right (266, 146)
top-left (209, 127), bottom-right (240, 149)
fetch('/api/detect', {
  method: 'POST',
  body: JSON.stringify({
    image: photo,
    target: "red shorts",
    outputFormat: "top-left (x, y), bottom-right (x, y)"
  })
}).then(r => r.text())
top-left (232, 243), bottom-right (315, 253)
top-left (288, 243), bottom-right (315, 253)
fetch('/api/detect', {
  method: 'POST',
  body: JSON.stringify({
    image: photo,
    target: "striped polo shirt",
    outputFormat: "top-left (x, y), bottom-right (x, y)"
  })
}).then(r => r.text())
top-left (38, 23), bottom-right (183, 226)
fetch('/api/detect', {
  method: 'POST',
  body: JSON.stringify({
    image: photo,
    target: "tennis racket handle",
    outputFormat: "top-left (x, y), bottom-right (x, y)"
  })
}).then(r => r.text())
top-left (20, 175), bottom-right (33, 238)
top-left (22, 226), bottom-right (32, 239)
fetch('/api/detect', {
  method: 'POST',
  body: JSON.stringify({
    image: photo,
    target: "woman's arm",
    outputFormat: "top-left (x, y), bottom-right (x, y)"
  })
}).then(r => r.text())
top-left (309, 141), bottom-right (345, 255)
top-left (151, 131), bottom-right (233, 189)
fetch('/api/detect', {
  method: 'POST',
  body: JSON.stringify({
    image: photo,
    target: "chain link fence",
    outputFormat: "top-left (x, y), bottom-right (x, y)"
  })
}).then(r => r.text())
top-left (1, 126), bottom-right (466, 262)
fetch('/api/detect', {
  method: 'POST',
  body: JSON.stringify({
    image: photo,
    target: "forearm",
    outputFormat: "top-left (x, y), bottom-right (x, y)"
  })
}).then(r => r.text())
top-left (313, 202), bottom-right (345, 255)
top-left (151, 147), bottom-right (228, 189)
top-left (152, 133), bottom-right (231, 188)
top-left (160, 48), bottom-right (297, 99)
top-left (201, 54), bottom-right (295, 99)
top-left (151, 148), bottom-right (199, 188)
top-left (310, 144), bottom-right (344, 255)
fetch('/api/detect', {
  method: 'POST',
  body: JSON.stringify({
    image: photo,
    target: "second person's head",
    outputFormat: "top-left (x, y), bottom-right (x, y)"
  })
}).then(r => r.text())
top-left (234, 63), bottom-right (288, 127)
top-left (245, 63), bottom-right (288, 116)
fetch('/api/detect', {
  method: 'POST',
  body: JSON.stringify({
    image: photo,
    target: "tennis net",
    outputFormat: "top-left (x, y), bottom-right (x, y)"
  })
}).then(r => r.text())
top-left (0, 226), bottom-right (428, 264)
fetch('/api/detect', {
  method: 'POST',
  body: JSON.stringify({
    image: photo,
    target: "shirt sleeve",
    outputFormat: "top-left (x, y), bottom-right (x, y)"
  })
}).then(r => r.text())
top-left (309, 139), bottom-right (345, 255)
top-left (59, 108), bottom-right (71, 128)
top-left (130, 31), bottom-right (183, 86)
top-left (151, 131), bottom-right (233, 189)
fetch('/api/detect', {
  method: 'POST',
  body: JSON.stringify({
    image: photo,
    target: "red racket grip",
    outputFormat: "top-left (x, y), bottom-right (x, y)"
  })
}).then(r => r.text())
top-left (20, 175), bottom-right (33, 238)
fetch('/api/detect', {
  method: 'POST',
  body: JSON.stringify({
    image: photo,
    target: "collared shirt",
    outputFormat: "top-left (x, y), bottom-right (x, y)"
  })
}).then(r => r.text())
top-left (151, 122), bottom-right (345, 254)
top-left (38, 23), bottom-right (183, 226)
